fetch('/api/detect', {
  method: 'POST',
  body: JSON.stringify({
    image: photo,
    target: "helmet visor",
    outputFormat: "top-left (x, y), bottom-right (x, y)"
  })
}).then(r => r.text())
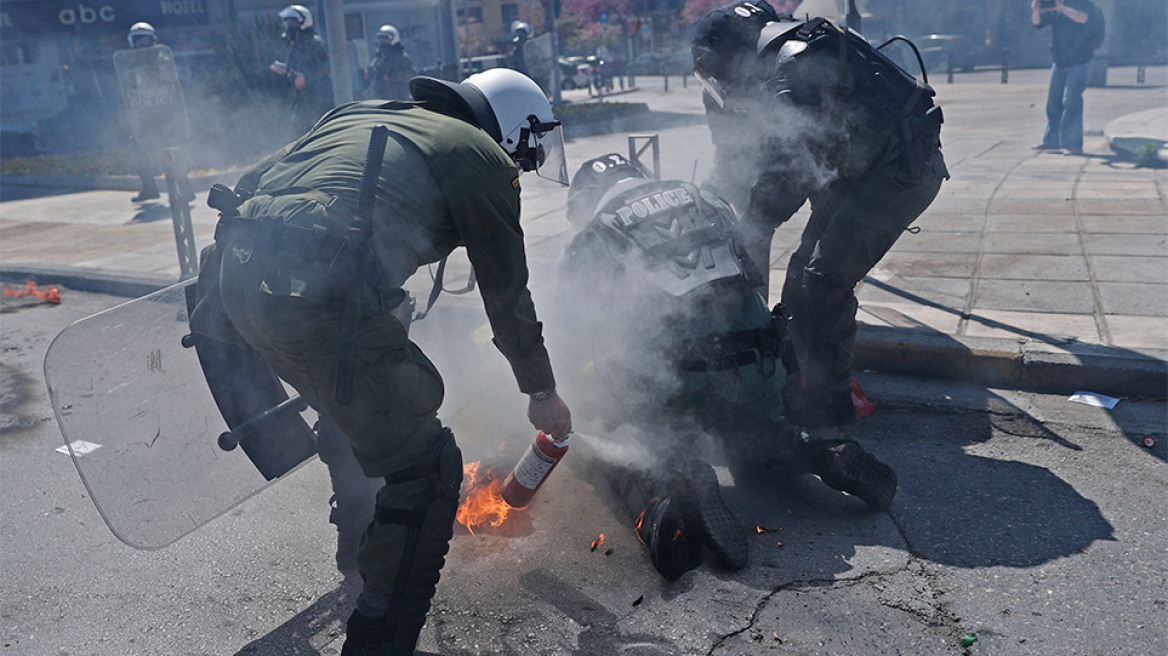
top-left (515, 118), bottom-right (567, 185)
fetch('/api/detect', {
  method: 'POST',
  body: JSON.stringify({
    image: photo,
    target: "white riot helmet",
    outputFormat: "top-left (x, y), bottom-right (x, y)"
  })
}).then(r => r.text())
top-left (279, 5), bottom-right (313, 36)
top-left (376, 24), bottom-right (400, 47)
top-left (512, 21), bottom-right (531, 37)
top-left (409, 68), bottom-right (568, 185)
top-left (127, 22), bottom-right (157, 48)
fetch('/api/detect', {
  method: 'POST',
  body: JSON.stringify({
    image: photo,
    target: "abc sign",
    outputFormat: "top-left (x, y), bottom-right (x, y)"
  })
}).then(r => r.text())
top-left (58, 4), bottom-right (117, 26)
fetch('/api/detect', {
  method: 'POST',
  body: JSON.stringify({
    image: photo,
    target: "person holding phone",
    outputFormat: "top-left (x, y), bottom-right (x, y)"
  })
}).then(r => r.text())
top-left (1031, 0), bottom-right (1106, 155)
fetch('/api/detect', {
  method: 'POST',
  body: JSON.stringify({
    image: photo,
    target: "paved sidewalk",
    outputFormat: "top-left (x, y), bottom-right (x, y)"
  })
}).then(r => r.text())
top-left (2, 66), bottom-right (1166, 397)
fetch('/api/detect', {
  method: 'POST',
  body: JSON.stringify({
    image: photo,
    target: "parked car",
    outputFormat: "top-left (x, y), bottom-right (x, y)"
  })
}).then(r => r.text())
top-left (911, 34), bottom-right (981, 73)
top-left (558, 57), bottom-right (592, 90)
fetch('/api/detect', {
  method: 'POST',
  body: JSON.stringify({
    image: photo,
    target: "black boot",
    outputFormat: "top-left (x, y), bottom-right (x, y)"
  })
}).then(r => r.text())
top-left (634, 496), bottom-right (704, 581)
top-left (803, 438), bottom-right (897, 512)
top-left (131, 188), bottom-right (160, 202)
top-left (680, 459), bottom-right (748, 570)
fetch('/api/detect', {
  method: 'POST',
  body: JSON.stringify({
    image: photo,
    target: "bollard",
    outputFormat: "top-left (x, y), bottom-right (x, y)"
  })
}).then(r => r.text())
top-left (947, 50), bottom-right (954, 84)
top-left (1001, 48), bottom-right (1010, 84)
top-left (1137, 65), bottom-right (1146, 85)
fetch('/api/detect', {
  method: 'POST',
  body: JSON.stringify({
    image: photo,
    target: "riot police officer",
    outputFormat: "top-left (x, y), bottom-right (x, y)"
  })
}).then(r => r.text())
top-left (508, 21), bottom-right (531, 75)
top-left (190, 68), bottom-right (571, 655)
top-left (364, 25), bottom-right (416, 100)
top-left (560, 153), bottom-right (898, 580)
top-left (127, 22), bottom-right (161, 202)
top-left (271, 4), bottom-right (333, 136)
top-left (693, 2), bottom-right (948, 428)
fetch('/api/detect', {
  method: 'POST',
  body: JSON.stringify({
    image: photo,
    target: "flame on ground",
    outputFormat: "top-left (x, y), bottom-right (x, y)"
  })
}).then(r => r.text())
top-left (633, 497), bottom-right (659, 545)
top-left (456, 462), bottom-right (515, 535)
top-left (756, 525), bottom-right (781, 534)
top-left (590, 534), bottom-right (605, 551)
top-left (2, 280), bottom-right (61, 304)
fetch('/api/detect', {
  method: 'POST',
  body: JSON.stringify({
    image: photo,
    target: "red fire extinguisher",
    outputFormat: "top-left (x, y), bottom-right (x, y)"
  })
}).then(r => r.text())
top-left (501, 431), bottom-right (570, 508)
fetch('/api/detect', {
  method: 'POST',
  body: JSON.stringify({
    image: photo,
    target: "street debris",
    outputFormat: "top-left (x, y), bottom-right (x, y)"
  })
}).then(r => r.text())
top-left (591, 534), bottom-right (605, 552)
top-left (631, 595), bottom-right (644, 607)
top-left (961, 632), bottom-right (979, 648)
top-left (55, 440), bottom-right (102, 457)
top-left (755, 525), bottom-right (782, 534)
top-left (1141, 436), bottom-right (1157, 448)
top-left (1067, 391), bottom-right (1119, 409)
top-left (851, 379), bottom-right (876, 417)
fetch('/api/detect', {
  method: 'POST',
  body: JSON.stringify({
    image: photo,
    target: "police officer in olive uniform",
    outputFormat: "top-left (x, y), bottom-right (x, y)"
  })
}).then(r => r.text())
top-left (271, 5), bottom-right (333, 137)
top-left (560, 154), bottom-right (898, 581)
top-left (189, 68), bottom-right (571, 655)
top-left (364, 25), bottom-right (416, 100)
top-left (692, 2), bottom-right (948, 428)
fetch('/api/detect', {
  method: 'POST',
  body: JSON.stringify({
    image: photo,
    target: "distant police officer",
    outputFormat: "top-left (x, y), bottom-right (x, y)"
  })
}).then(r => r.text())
top-left (271, 5), bottom-right (332, 136)
top-left (693, 2), bottom-right (948, 428)
top-left (190, 68), bottom-right (571, 655)
top-left (127, 22), bottom-right (161, 202)
top-left (560, 153), bottom-right (898, 581)
top-left (508, 21), bottom-right (531, 75)
top-left (364, 25), bottom-right (416, 100)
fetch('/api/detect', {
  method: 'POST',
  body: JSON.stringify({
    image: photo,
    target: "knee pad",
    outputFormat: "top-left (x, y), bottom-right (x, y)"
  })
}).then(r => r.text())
top-left (360, 428), bottom-right (462, 654)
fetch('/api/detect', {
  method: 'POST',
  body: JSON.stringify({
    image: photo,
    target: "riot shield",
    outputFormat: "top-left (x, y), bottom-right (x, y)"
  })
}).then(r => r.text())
top-left (44, 280), bottom-right (317, 549)
top-left (113, 45), bottom-right (191, 148)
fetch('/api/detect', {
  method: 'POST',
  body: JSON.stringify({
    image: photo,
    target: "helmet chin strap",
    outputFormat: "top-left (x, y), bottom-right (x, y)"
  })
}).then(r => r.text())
top-left (512, 116), bottom-right (560, 172)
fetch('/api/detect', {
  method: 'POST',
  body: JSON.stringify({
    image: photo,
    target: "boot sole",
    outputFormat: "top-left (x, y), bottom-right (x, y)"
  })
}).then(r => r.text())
top-left (818, 443), bottom-right (897, 512)
top-left (686, 461), bottom-right (748, 570)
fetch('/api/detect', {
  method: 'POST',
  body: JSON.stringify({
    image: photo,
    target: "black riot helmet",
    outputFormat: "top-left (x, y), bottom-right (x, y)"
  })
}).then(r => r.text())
top-left (566, 153), bottom-right (650, 229)
top-left (692, 1), bottom-right (781, 95)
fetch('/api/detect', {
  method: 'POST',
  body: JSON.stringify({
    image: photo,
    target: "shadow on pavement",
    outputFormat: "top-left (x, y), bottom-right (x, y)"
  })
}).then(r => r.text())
top-left (232, 580), bottom-right (357, 656)
top-left (0, 182), bottom-right (96, 202)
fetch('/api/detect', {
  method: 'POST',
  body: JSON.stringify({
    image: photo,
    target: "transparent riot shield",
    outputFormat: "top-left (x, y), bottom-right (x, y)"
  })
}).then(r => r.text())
top-left (113, 44), bottom-right (191, 148)
top-left (44, 280), bottom-right (317, 549)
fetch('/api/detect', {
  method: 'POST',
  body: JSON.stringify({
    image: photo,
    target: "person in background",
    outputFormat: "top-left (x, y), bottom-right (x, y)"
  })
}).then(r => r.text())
top-left (364, 25), bottom-right (416, 100)
top-left (1031, 0), bottom-right (1106, 155)
top-left (508, 21), bottom-right (531, 76)
top-left (271, 4), bottom-right (333, 137)
top-left (127, 22), bottom-right (161, 203)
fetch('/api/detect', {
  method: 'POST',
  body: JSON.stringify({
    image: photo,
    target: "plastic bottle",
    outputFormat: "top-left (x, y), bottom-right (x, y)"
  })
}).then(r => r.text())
top-left (501, 431), bottom-right (570, 508)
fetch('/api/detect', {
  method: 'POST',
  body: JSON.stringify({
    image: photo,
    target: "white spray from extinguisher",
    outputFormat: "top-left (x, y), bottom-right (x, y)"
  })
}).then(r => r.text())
top-left (500, 431), bottom-right (571, 509)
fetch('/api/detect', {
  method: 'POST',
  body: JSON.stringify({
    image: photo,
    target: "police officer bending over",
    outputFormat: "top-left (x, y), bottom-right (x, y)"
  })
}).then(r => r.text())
top-left (189, 68), bottom-right (571, 655)
top-left (692, 1), bottom-right (948, 428)
top-left (560, 154), bottom-right (897, 581)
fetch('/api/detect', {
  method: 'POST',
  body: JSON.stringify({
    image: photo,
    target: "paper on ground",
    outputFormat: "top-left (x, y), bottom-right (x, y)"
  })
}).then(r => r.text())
top-left (55, 440), bottom-right (103, 457)
top-left (1067, 391), bottom-right (1120, 409)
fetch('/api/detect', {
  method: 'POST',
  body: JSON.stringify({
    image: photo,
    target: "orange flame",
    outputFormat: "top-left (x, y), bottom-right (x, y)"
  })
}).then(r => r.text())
top-left (633, 497), bottom-right (658, 545)
top-left (590, 534), bottom-right (605, 552)
top-left (2, 280), bottom-right (61, 304)
top-left (455, 462), bottom-right (514, 535)
top-left (756, 525), bottom-right (781, 534)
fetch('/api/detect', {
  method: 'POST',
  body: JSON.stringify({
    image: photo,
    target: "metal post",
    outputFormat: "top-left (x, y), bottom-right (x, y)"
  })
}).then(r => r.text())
top-left (162, 148), bottom-right (198, 279)
top-left (1137, 65), bottom-right (1145, 85)
top-left (1001, 47), bottom-right (1010, 84)
top-left (322, 0), bottom-right (352, 104)
top-left (846, 0), bottom-right (861, 32)
top-left (947, 50), bottom-right (954, 84)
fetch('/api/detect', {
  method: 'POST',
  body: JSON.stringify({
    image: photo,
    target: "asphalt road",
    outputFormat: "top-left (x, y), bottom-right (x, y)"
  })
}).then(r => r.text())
top-left (2, 287), bottom-right (1165, 656)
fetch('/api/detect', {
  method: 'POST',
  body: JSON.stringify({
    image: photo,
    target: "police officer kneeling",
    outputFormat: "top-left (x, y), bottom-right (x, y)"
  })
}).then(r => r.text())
top-left (560, 154), bottom-right (898, 581)
top-left (189, 68), bottom-right (572, 655)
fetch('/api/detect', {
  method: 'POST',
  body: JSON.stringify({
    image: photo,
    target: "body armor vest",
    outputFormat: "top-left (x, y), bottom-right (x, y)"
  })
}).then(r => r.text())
top-left (582, 178), bottom-right (754, 299)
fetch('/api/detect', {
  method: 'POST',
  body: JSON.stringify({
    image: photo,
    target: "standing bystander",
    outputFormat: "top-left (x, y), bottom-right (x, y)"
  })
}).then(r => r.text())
top-left (1032, 0), bottom-right (1106, 155)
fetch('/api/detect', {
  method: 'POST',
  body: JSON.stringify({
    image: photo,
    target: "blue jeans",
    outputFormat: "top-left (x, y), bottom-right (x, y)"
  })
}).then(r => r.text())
top-left (1043, 59), bottom-right (1093, 151)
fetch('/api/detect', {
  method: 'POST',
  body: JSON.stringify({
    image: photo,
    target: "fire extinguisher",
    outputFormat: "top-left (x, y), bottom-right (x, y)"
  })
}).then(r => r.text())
top-left (501, 431), bottom-right (570, 508)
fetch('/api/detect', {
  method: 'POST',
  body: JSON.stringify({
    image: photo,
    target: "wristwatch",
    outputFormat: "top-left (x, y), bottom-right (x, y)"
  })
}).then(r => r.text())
top-left (529, 389), bottom-right (554, 401)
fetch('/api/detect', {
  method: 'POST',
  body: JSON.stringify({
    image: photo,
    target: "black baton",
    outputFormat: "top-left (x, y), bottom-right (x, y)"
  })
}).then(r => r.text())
top-left (335, 125), bottom-right (390, 405)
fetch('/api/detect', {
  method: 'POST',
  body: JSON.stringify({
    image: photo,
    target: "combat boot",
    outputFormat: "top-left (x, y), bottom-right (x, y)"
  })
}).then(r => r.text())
top-left (678, 459), bottom-right (748, 570)
top-left (802, 437), bottom-right (897, 512)
top-left (634, 495), bottom-right (704, 581)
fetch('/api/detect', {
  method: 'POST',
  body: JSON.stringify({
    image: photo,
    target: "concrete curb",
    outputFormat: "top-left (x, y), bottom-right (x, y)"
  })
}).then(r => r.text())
top-left (5, 262), bottom-right (1165, 399)
top-left (855, 325), bottom-right (1168, 399)
top-left (1, 264), bottom-right (177, 299)
top-left (1104, 107), bottom-right (1168, 166)
top-left (1, 169), bottom-right (244, 193)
